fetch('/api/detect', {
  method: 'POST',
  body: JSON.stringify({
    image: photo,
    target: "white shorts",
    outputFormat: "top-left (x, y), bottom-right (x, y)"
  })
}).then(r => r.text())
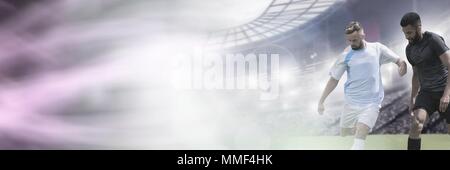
top-left (340, 103), bottom-right (381, 129)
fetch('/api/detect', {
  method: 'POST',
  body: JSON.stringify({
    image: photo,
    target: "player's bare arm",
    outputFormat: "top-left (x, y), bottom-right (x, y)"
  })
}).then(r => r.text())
top-left (317, 77), bottom-right (339, 115)
top-left (410, 67), bottom-right (420, 115)
top-left (438, 50), bottom-right (450, 112)
top-left (395, 58), bottom-right (407, 76)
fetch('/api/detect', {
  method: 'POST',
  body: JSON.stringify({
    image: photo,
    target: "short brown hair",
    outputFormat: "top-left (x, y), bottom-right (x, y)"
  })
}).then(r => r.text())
top-left (345, 21), bottom-right (363, 34)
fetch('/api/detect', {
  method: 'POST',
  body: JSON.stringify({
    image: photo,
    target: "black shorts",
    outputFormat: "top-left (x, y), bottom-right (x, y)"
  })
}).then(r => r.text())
top-left (413, 90), bottom-right (450, 124)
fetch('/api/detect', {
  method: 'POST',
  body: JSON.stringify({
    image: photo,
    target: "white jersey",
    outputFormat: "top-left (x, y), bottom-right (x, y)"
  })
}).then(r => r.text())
top-left (329, 41), bottom-right (399, 106)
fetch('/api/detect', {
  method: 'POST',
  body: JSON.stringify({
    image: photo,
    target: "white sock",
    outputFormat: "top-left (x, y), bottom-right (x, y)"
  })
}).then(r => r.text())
top-left (351, 138), bottom-right (365, 150)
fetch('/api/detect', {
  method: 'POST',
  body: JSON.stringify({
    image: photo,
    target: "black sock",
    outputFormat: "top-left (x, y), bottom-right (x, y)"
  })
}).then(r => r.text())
top-left (407, 138), bottom-right (421, 150)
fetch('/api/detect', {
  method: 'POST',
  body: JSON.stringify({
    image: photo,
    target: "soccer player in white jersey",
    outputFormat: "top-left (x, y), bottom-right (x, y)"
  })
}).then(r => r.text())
top-left (317, 21), bottom-right (407, 150)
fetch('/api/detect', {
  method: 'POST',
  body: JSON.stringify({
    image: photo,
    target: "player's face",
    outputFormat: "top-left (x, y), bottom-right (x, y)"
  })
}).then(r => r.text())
top-left (346, 31), bottom-right (364, 50)
top-left (402, 25), bottom-right (420, 43)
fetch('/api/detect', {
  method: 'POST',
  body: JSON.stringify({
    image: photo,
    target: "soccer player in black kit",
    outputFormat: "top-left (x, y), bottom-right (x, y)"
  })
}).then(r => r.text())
top-left (401, 12), bottom-right (450, 150)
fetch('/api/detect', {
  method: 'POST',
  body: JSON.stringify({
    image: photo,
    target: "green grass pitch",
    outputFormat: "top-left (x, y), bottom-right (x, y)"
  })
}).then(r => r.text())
top-left (271, 134), bottom-right (450, 150)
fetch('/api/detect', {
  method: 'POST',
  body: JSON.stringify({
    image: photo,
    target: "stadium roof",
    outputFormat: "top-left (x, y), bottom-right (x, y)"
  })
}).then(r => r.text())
top-left (205, 0), bottom-right (344, 50)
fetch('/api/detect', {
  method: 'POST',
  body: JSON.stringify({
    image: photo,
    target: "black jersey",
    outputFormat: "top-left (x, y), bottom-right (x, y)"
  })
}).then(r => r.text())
top-left (406, 31), bottom-right (450, 92)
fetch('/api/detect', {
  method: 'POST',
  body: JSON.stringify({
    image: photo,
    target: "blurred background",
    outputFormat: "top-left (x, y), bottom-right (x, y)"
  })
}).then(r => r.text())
top-left (0, 0), bottom-right (449, 149)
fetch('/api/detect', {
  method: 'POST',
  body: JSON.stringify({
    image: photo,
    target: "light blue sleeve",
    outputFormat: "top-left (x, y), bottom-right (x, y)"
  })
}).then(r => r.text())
top-left (378, 42), bottom-right (400, 65)
top-left (329, 54), bottom-right (346, 80)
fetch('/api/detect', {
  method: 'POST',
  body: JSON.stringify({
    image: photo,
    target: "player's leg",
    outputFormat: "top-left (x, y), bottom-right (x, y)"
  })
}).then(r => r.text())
top-left (351, 105), bottom-right (379, 150)
top-left (341, 128), bottom-right (356, 137)
top-left (355, 122), bottom-right (370, 139)
top-left (340, 104), bottom-right (357, 137)
top-left (408, 108), bottom-right (427, 150)
top-left (350, 122), bottom-right (370, 150)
